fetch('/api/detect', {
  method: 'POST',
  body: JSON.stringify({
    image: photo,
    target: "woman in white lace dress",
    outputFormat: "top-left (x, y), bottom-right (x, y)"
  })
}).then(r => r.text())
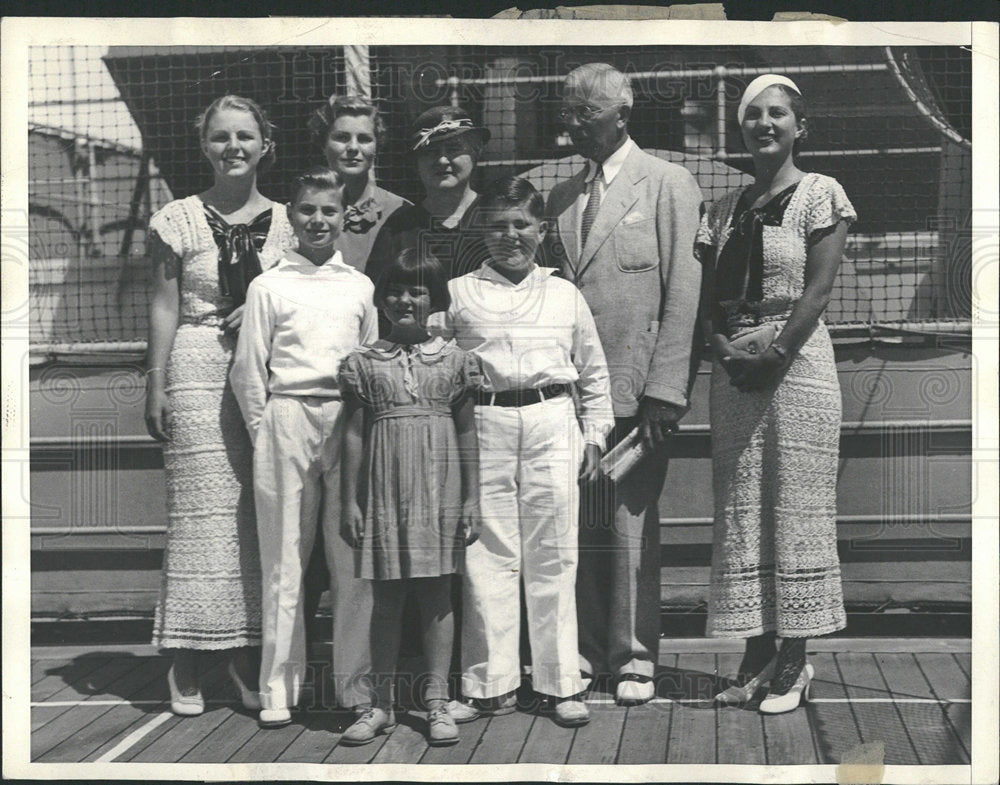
top-left (696, 75), bottom-right (855, 714)
top-left (144, 95), bottom-right (294, 715)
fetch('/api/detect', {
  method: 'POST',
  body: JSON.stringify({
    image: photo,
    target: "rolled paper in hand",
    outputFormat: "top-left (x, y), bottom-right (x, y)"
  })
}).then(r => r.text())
top-left (599, 426), bottom-right (649, 482)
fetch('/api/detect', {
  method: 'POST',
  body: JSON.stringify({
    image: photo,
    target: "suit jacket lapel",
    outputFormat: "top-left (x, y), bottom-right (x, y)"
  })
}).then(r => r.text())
top-left (577, 148), bottom-right (646, 276)
top-left (555, 169), bottom-right (587, 273)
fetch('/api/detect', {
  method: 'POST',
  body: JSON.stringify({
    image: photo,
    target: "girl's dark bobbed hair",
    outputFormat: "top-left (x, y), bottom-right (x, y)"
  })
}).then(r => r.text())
top-left (373, 247), bottom-right (451, 314)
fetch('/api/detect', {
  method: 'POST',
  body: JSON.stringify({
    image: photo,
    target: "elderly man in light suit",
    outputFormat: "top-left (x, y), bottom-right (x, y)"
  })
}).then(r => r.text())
top-left (547, 63), bottom-right (703, 705)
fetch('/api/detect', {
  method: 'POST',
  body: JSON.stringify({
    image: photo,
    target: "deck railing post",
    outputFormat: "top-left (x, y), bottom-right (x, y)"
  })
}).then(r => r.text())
top-left (714, 65), bottom-right (727, 161)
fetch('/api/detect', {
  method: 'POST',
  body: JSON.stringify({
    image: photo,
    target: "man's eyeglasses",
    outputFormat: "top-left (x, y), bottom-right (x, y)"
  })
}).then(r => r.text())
top-left (557, 104), bottom-right (621, 123)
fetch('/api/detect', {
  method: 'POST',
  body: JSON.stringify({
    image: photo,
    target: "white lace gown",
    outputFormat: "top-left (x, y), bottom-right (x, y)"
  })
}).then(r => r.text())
top-left (149, 195), bottom-right (294, 649)
top-left (696, 173), bottom-right (855, 638)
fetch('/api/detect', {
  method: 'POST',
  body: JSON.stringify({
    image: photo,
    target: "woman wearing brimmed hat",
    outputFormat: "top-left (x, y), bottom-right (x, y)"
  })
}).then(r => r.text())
top-left (366, 105), bottom-right (491, 287)
top-left (695, 74), bottom-right (855, 714)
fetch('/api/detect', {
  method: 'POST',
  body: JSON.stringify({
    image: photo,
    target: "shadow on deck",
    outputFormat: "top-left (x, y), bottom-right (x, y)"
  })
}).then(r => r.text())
top-left (29, 639), bottom-right (971, 766)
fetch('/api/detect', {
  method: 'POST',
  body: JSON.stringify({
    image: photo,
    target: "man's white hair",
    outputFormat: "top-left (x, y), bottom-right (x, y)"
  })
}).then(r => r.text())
top-left (563, 62), bottom-right (634, 108)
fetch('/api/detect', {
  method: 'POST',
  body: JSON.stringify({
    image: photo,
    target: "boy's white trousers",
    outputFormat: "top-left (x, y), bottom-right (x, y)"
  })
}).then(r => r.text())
top-left (253, 394), bottom-right (372, 710)
top-left (461, 394), bottom-right (586, 700)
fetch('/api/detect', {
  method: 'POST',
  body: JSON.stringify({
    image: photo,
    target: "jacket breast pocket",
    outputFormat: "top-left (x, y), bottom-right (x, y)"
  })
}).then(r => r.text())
top-left (613, 218), bottom-right (658, 272)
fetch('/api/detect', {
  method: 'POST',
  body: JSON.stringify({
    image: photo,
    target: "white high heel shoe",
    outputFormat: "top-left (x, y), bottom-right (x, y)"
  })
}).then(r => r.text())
top-left (759, 662), bottom-right (814, 714)
top-left (714, 654), bottom-right (778, 705)
top-left (167, 662), bottom-right (204, 716)
top-left (228, 661), bottom-right (262, 711)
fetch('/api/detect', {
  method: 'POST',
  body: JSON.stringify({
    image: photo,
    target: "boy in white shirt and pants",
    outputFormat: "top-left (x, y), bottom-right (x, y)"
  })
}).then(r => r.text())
top-left (432, 176), bottom-right (613, 727)
top-left (231, 168), bottom-right (377, 727)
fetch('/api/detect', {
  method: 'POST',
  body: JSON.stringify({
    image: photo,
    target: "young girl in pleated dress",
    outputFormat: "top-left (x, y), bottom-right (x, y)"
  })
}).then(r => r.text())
top-left (338, 248), bottom-right (481, 747)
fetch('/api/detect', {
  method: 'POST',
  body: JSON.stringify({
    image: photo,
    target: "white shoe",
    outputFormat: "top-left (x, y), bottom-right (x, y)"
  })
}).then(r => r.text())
top-left (714, 654), bottom-right (778, 706)
top-left (167, 662), bottom-right (204, 716)
top-left (615, 675), bottom-right (654, 706)
top-left (258, 707), bottom-right (293, 728)
top-left (759, 663), bottom-right (814, 715)
top-left (553, 697), bottom-right (590, 727)
top-left (426, 703), bottom-right (460, 746)
top-left (340, 707), bottom-right (396, 745)
top-left (446, 691), bottom-right (517, 723)
top-left (228, 661), bottom-right (261, 711)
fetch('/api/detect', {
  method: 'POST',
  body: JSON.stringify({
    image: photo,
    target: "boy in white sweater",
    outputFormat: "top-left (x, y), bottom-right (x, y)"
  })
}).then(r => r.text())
top-left (231, 167), bottom-right (377, 727)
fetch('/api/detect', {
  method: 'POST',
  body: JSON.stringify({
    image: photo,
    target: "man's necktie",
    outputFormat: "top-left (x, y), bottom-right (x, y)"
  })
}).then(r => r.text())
top-left (579, 164), bottom-right (603, 256)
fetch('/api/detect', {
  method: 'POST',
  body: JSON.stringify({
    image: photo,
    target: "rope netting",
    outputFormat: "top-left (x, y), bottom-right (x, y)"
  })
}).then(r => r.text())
top-left (27, 44), bottom-right (971, 358)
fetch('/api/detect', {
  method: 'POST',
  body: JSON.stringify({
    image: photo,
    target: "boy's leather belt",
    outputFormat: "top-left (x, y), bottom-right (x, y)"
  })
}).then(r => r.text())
top-left (476, 383), bottom-right (569, 407)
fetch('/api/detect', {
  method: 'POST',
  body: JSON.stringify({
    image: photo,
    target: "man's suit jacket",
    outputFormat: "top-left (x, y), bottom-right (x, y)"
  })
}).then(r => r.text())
top-left (547, 144), bottom-right (703, 418)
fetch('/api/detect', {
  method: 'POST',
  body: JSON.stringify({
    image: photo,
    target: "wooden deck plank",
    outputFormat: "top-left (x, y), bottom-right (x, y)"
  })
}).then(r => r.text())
top-left (876, 652), bottom-right (967, 765)
top-left (32, 657), bottom-right (73, 684)
top-left (128, 706), bottom-right (234, 762)
top-left (25, 641), bottom-right (975, 767)
top-left (468, 709), bottom-right (536, 764)
top-left (835, 652), bottom-right (920, 765)
top-left (115, 714), bottom-right (184, 761)
top-left (914, 652), bottom-right (971, 761)
top-left (914, 653), bottom-right (971, 699)
top-left (83, 706), bottom-right (170, 762)
top-left (952, 652), bottom-right (971, 679)
top-left (87, 656), bottom-right (169, 701)
top-left (892, 704), bottom-right (969, 764)
top-left (180, 708), bottom-right (262, 763)
top-left (659, 650), bottom-right (719, 703)
top-left (31, 705), bottom-right (68, 733)
top-left (567, 704), bottom-right (625, 765)
top-left (761, 708), bottom-right (820, 765)
top-left (31, 705), bottom-right (114, 760)
top-left (806, 651), bottom-right (863, 765)
top-left (617, 703), bottom-right (673, 764)
top-left (715, 652), bottom-right (766, 765)
top-left (371, 712), bottom-right (431, 764)
top-left (942, 703), bottom-right (971, 763)
top-left (31, 657), bottom-right (109, 702)
top-left (42, 657), bottom-right (147, 703)
top-left (275, 711), bottom-right (348, 763)
top-left (228, 719), bottom-right (308, 763)
top-left (37, 704), bottom-right (154, 762)
top-left (419, 711), bottom-right (488, 765)
top-left (32, 657), bottom-right (166, 760)
top-left (518, 712), bottom-right (575, 764)
top-left (875, 653), bottom-right (936, 698)
top-left (665, 652), bottom-right (718, 764)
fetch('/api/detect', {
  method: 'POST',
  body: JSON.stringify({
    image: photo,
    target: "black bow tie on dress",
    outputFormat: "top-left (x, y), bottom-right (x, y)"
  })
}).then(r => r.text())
top-left (204, 206), bottom-right (271, 309)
